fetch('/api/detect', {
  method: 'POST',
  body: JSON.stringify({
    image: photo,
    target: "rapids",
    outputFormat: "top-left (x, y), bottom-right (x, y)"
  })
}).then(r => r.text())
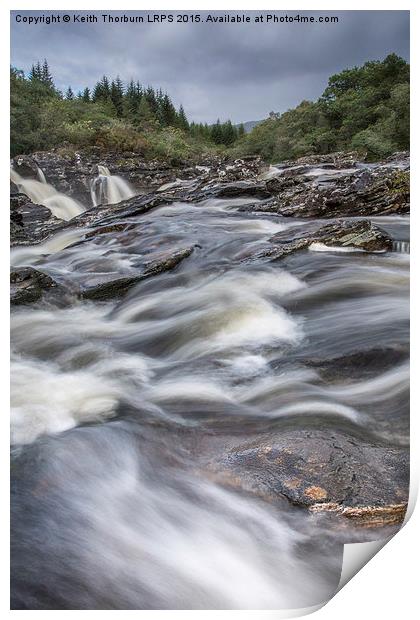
top-left (10, 182), bottom-right (409, 609)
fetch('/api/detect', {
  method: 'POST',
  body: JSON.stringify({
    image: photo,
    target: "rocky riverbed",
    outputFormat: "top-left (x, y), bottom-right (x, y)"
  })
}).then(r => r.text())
top-left (10, 151), bottom-right (410, 609)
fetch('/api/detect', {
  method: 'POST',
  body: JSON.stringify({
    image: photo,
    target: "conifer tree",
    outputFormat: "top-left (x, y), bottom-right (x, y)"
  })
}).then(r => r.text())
top-left (66, 86), bottom-right (74, 100)
top-left (177, 105), bottom-right (189, 131)
top-left (82, 87), bottom-right (91, 103)
top-left (41, 59), bottom-right (54, 88)
top-left (110, 77), bottom-right (124, 117)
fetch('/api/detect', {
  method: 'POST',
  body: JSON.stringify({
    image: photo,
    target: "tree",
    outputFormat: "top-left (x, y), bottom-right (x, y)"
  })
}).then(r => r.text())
top-left (210, 119), bottom-right (223, 144)
top-left (66, 86), bottom-right (74, 100)
top-left (110, 77), bottom-right (124, 117)
top-left (41, 59), bottom-right (54, 88)
top-left (160, 93), bottom-right (176, 126)
top-left (82, 87), bottom-right (91, 103)
top-left (176, 105), bottom-right (189, 131)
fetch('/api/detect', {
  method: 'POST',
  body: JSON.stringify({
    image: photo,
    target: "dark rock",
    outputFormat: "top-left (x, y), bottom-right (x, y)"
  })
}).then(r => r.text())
top-left (204, 427), bottom-right (408, 528)
top-left (80, 246), bottom-right (194, 301)
top-left (10, 194), bottom-right (64, 245)
top-left (257, 219), bottom-right (393, 261)
top-left (12, 156), bottom-right (40, 179)
top-left (280, 151), bottom-right (365, 169)
top-left (254, 165), bottom-right (409, 218)
top-left (10, 267), bottom-right (60, 305)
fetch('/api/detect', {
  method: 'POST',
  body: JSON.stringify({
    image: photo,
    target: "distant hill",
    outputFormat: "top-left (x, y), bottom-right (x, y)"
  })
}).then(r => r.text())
top-left (237, 120), bottom-right (263, 133)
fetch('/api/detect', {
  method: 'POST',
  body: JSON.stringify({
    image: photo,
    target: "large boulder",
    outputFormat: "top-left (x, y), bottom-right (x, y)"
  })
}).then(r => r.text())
top-left (253, 219), bottom-right (393, 261)
top-left (10, 194), bottom-right (64, 245)
top-left (254, 165), bottom-right (409, 218)
top-left (203, 427), bottom-right (408, 528)
top-left (10, 267), bottom-right (61, 305)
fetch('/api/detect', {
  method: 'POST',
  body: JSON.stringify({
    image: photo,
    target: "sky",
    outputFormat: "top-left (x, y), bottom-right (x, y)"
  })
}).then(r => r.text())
top-left (10, 10), bottom-right (409, 124)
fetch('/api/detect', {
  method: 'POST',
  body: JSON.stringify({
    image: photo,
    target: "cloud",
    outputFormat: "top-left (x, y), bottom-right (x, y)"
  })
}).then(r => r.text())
top-left (10, 10), bottom-right (409, 123)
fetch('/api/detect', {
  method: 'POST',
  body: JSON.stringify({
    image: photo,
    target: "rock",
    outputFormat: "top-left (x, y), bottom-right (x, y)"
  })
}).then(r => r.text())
top-left (188, 180), bottom-right (271, 201)
top-left (80, 246), bottom-right (194, 301)
top-left (204, 427), bottom-right (408, 528)
top-left (257, 219), bottom-right (393, 261)
top-left (10, 194), bottom-right (64, 245)
top-left (10, 267), bottom-right (60, 305)
top-left (12, 156), bottom-right (40, 179)
top-left (253, 165), bottom-right (409, 218)
top-left (280, 151), bottom-right (364, 169)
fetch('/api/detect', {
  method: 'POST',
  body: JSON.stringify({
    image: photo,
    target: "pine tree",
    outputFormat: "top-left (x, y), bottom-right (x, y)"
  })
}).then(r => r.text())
top-left (211, 119), bottom-right (223, 144)
top-left (160, 93), bottom-right (176, 126)
top-left (237, 123), bottom-right (245, 138)
top-left (29, 61), bottom-right (42, 82)
top-left (110, 77), bottom-right (124, 117)
top-left (176, 104), bottom-right (189, 131)
top-left (92, 75), bottom-right (110, 102)
top-left (145, 86), bottom-right (158, 115)
top-left (66, 86), bottom-right (74, 100)
top-left (221, 120), bottom-right (237, 145)
top-left (124, 79), bottom-right (139, 119)
top-left (82, 87), bottom-right (91, 103)
top-left (41, 59), bottom-right (54, 88)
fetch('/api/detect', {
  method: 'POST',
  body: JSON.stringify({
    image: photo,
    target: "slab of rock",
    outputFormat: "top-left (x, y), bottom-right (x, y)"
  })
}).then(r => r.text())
top-left (204, 427), bottom-right (408, 528)
top-left (10, 194), bottom-right (64, 245)
top-left (80, 246), bottom-right (194, 301)
top-left (255, 219), bottom-right (393, 262)
top-left (254, 166), bottom-right (409, 218)
top-left (10, 267), bottom-right (60, 305)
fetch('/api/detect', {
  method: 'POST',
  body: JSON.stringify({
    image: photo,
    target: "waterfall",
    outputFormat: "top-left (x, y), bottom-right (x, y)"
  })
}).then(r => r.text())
top-left (90, 165), bottom-right (135, 207)
top-left (37, 167), bottom-right (47, 184)
top-left (10, 168), bottom-right (85, 221)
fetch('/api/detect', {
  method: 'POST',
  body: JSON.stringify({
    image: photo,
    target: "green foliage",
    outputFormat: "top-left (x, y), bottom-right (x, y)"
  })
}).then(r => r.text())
top-left (10, 60), bottom-right (242, 159)
top-left (239, 54), bottom-right (409, 162)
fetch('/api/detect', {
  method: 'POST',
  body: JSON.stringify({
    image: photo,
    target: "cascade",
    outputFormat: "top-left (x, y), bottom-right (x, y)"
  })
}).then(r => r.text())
top-left (10, 168), bottom-right (85, 221)
top-left (90, 165), bottom-right (135, 206)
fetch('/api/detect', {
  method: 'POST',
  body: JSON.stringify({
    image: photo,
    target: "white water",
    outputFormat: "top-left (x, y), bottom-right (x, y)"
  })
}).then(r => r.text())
top-left (10, 228), bottom-right (85, 267)
top-left (11, 168), bottom-right (85, 221)
top-left (90, 165), bottom-right (135, 206)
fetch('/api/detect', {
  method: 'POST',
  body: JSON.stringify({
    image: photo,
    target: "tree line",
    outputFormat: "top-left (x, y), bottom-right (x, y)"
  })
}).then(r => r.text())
top-left (11, 60), bottom-right (244, 156)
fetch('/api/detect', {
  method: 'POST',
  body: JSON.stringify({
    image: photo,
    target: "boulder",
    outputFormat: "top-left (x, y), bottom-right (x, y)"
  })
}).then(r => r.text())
top-left (255, 219), bottom-right (393, 261)
top-left (253, 166), bottom-right (410, 218)
top-left (204, 427), bottom-right (408, 528)
top-left (10, 267), bottom-right (60, 305)
top-left (80, 246), bottom-right (195, 301)
top-left (10, 194), bottom-right (64, 245)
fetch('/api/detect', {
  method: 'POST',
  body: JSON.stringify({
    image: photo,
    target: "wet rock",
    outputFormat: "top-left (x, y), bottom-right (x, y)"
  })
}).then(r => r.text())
top-left (258, 219), bottom-right (393, 261)
top-left (80, 246), bottom-right (194, 301)
top-left (205, 428), bottom-right (408, 528)
top-left (280, 151), bottom-right (364, 169)
top-left (12, 155), bottom-right (40, 179)
top-left (10, 194), bottom-right (64, 245)
top-left (253, 165), bottom-right (410, 218)
top-left (189, 180), bottom-right (271, 201)
top-left (10, 267), bottom-right (60, 305)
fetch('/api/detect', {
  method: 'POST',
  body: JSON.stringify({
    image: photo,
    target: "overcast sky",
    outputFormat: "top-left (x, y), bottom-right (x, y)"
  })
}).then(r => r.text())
top-left (10, 10), bottom-right (409, 124)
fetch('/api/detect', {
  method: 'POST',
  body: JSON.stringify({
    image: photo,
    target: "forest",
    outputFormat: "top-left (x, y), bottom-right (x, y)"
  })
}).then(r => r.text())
top-left (11, 54), bottom-right (409, 162)
top-left (238, 54), bottom-right (409, 161)
top-left (10, 60), bottom-right (244, 160)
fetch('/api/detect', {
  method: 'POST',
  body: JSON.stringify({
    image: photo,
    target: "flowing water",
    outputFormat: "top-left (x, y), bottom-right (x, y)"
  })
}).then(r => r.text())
top-left (11, 186), bottom-right (409, 609)
top-left (90, 165), bottom-right (136, 206)
top-left (11, 168), bottom-right (85, 221)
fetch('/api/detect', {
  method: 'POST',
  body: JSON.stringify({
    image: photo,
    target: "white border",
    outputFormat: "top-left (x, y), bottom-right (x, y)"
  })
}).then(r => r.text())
top-left (2, 2), bottom-right (418, 618)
